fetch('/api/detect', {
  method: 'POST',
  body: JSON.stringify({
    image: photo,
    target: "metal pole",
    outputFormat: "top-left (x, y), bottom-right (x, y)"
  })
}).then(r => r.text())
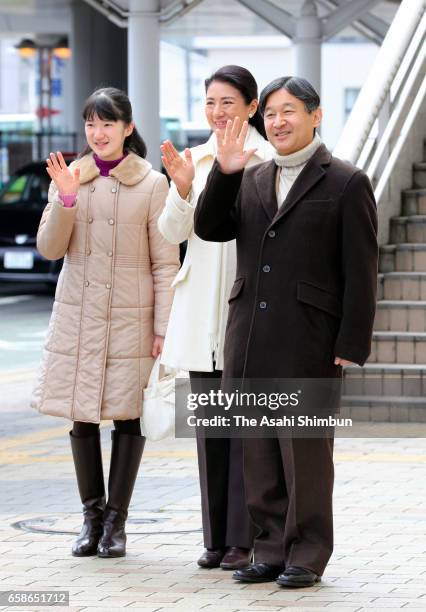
top-left (38, 48), bottom-right (43, 134)
top-left (293, 0), bottom-right (322, 95)
top-left (185, 48), bottom-right (192, 122)
top-left (127, 0), bottom-right (161, 169)
top-left (47, 49), bottom-right (52, 154)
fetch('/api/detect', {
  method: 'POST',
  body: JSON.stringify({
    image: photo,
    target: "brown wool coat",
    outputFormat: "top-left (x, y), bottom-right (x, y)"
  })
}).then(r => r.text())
top-left (194, 145), bottom-right (378, 381)
top-left (31, 152), bottom-right (180, 423)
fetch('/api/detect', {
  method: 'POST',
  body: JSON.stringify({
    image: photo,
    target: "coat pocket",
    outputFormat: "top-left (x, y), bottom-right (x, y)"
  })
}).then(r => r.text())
top-left (171, 263), bottom-right (191, 288)
top-left (297, 280), bottom-right (342, 318)
top-left (228, 277), bottom-right (245, 303)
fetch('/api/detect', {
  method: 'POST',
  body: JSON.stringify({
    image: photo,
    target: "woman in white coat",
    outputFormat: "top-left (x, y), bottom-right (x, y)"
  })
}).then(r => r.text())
top-left (158, 65), bottom-right (273, 570)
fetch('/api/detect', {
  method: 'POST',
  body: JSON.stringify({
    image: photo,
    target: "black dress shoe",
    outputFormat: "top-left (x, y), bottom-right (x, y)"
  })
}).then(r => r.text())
top-left (197, 548), bottom-right (226, 568)
top-left (276, 565), bottom-right (320, 588)
top-left (220, 547), bottom-right (252, 570)
top-left (233, 562), bottom-right (285, 583)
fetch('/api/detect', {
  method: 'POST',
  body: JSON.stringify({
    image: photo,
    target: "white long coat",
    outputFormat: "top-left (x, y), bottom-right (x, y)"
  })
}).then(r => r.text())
top-left (158, 126), bottom-right (273, 371)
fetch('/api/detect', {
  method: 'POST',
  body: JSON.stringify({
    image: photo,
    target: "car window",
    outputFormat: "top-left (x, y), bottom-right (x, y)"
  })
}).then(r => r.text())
top-left (0, 174), bottom-right (31, 204)
top-left (29, 173), bottom-right (50, 202)
top-left (0, 170), bottom-right (49, 209)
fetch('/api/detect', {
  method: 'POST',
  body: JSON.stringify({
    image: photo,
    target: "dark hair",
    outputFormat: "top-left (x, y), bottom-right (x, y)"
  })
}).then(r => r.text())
top-left (79, 87), bottom-right (147, 158)
top-left (204, 65), bottom-right (266, 139)
top-left (259, 76), bottom-right (320, 116)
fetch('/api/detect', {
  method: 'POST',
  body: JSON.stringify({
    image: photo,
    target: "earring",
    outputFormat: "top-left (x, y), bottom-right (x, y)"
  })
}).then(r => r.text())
top-left (249, 113), bottom-right (253, 118)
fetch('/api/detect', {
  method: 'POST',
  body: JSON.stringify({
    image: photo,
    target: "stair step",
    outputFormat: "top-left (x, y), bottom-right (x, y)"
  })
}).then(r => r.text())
top-left (402, 188), bottom-right (426, 216)
top-left (346, 362), bottom-right (426, 371)
top-left (344, 362), bottom-right (426, 397)
top-left (379, 243), bottom-right (426, 272)
top-left (375, 300), bottom-right (426, 331)
top-left (369, 331), bottom-right (426, 364)
top-left (350, 148), bottom-right (426, 420)
top-left (340, 396), bottom-right (426, 422)
top-left (377, 300), bottom-right (426, 305)
top-left (414, 162), bottom-right (426, 188)
top-left (378, 272), bottom-right (426, 300)
top-left (343, 395), bottom-right (426, 404)
top-left (390, 216), bottom-right (426, 243)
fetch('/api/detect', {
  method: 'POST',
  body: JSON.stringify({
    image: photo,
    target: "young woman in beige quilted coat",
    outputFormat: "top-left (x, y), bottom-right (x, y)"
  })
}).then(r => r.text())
top-left (31, 88), bottom-right (179, 559)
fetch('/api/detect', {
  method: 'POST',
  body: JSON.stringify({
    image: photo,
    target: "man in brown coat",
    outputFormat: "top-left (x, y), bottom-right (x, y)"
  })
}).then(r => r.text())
top-left (194, 77), bottom-right (378, 587)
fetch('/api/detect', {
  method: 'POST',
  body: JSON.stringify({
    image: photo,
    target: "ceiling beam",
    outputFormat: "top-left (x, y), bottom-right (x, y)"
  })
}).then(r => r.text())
top-left (318, 0), bottom-right (389, 43)
top-left (81, 0), bottom-right (205, 27)
top-left (235, 0), bottom-right (296, 38)
top-left (0, 11), bottom-right (72, 34)
top-left (322, 0), bottom-right (383, 40)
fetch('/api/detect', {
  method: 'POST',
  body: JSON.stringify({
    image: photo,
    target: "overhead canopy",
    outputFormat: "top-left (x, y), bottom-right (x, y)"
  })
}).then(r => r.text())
top-left (0, 0), bottom-right (400, 46)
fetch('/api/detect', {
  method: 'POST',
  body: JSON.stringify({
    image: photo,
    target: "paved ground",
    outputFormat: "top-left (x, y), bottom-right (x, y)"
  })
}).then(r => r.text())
top-left (1, 291), bottom-right (426, 611)
top-left (0, 372), bottom-right (426, 612)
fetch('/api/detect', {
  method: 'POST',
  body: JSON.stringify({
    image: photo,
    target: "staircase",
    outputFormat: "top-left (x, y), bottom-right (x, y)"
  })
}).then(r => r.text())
top-left (343, 145), bottom-right (426, 422)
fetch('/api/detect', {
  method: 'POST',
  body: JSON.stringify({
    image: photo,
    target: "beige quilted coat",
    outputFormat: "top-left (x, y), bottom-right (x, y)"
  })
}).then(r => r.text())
top-left (31, 152), bottom-right (179, 423)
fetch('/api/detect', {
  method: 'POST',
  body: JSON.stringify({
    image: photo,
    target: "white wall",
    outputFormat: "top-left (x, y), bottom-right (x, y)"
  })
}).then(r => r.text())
top-left (160, 41), bottom-right (189, 119)
top-left (321, 42), bottom-right (379, 148)
top-left (0, 38), bottom-right (34, 114)
top-left (205, 47), bottom-right (294, 94)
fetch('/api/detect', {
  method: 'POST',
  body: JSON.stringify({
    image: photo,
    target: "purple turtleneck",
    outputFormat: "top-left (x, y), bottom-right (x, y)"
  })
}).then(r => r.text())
top-left (59, 151), bottom-right (128, 207)
top-left (93, 152), bottom-right (128, 177)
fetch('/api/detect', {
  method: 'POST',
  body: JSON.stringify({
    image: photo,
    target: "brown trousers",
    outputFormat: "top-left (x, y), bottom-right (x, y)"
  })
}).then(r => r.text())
top-left (189, 369), bottom-right (253, 549)
top-left (243, 435), bottom-right (334, 575)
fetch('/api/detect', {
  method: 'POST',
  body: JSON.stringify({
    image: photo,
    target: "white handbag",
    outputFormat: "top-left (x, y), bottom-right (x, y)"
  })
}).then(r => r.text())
top-left (141, 356), bottom-right (176, 441)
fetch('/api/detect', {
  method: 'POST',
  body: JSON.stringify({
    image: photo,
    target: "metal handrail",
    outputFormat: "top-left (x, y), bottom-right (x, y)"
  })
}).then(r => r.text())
top-left (375, 75), bottom-right (426, 205)
top-left (367, 18), bottom-right (426, 180)
top-left (333, 0), bottom-right (426, 201)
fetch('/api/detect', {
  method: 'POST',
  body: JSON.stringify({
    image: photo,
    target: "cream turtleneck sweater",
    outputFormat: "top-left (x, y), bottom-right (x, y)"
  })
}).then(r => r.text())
top-left (274, 133), bottom-right (322, 207)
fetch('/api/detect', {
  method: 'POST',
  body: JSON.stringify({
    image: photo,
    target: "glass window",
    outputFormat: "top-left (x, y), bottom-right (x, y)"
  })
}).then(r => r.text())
top-left (344, 88), bottom-right (360, 121)
top-left (0, 171), bottom-right (48, 208)
top-left (29, 172), bottom-right (50, 202)
top-left (0, 174), bottom-right (31, 204)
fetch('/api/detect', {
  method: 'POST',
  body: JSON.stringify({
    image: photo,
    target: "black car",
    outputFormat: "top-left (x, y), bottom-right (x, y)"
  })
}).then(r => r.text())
top-left (0, 161), bottom-right (62, 284)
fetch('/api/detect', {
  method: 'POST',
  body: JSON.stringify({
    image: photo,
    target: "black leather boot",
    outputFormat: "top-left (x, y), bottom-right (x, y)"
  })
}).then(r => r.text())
top-left (97, 431), bottom-right (145, 558)
top-left (70, 431), bottom-right (106, 557)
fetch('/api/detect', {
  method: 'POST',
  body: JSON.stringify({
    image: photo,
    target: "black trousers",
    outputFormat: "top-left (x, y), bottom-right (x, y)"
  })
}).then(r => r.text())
top-left (243, 434), bottom-right (334, 575)
top-left (189, 369), bottom-right (253, 549)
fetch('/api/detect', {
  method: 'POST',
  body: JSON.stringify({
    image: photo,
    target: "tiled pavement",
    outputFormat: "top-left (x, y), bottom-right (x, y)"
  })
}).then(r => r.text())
top-left (0, 374), bottom-right (426, 611)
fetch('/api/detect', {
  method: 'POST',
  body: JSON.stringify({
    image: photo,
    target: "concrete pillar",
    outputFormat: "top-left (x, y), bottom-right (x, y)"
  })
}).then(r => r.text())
top-left (293, 0), bottom-right (322, 96)
top-left (70, 1), bottom-right (127, 152)
top-left (128, 0), bottom-right (161, 169)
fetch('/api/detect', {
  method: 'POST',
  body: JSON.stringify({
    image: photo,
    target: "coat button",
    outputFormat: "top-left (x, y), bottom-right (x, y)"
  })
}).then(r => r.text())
top-left (90, 186), bottom-right (95, 192)
top-left (107, 251), bottom-right (113, 257)
top-left (84, 280), bottom-right (89, 287)
top-left (259, 301), bottom-right (267, 309)
top-left (268, 230), bottom-right (276, 238)
top-left (106, 283), bottom-right (112, 289)
top-left (88, 217), bottom-right (93, 223)
top-left (111, 187), bottom-right (117, 193)
top-left (108, 218), bottom-right (114, 225)
top-left (87, 249), bottom-right (91, 256)
top-left (263, 265), bottom-right (270, 273)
